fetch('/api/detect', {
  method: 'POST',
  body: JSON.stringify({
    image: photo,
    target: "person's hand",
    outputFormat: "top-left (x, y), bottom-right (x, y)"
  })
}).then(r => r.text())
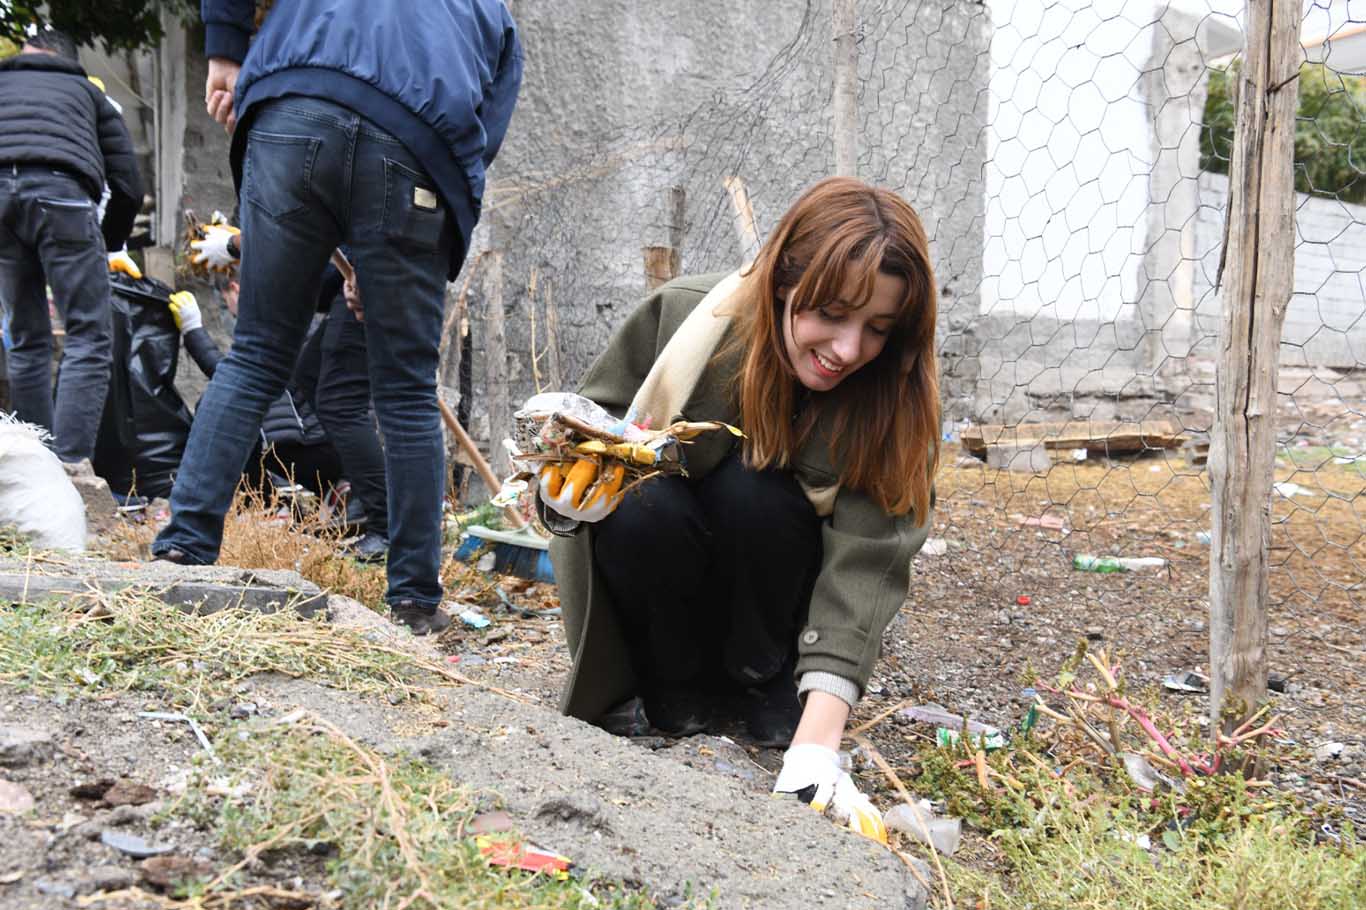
top-left (168, 291), bottom-right (203, 334)
top-left (538, 458), bottom-right (625, 523)
top-left (343, 275), bottom-right (363, 322)
top-left (107, 248), bottom-right (142, 279)
top-left (191, 224), bottom-right (240, 272)
top-left (205, 57), bottom-right (242, 132)
top-left (772, 744), bottom-right (887, 843)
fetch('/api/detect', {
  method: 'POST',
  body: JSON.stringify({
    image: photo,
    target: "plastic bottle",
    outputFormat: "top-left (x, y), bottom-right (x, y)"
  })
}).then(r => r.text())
top-left (1072, 554), bottom-right (1166, 573)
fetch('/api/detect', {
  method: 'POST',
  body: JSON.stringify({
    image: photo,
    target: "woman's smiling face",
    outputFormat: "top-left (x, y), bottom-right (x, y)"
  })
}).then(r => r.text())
top-left (781, 270), bottom-right (904, 392)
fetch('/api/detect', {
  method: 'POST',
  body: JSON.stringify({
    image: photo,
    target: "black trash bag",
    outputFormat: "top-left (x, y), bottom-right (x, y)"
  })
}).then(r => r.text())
top-left (92, 274), bottom-right (194, 499)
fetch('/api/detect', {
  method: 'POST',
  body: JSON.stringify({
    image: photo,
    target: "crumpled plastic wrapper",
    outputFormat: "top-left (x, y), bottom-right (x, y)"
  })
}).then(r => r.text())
top-left (493, 392), bottom-right (741, 508)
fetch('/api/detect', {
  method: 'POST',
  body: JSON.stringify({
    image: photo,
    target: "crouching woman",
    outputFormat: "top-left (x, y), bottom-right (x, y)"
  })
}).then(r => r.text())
top-left (540, 177), bottom-right (939, 828)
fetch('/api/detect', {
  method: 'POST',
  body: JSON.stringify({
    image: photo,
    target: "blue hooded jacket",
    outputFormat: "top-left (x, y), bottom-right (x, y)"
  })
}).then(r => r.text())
top-left (201, 0), bottom-right (522, 276)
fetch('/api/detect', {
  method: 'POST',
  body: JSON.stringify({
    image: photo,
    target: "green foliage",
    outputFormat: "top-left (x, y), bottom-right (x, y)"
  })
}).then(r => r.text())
top-left (1202, 62), bottom-right (1366, 204)
top-left (1, 0), bottom-right (197, 52)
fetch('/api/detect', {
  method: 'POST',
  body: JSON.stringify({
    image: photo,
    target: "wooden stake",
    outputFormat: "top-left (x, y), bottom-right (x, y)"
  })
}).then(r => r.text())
top-left (1209, 0), bottom-right (1301, 735)
top-left (832, 0), bottom-right (859, 176)
top-left (723, 175), bottom-right (760, 264)
top-left (543, 279), bottom-right (563, 390)
top-left (642, 245), bottom-right (679, 290)
top-left (482, 251), bottom-right (512, 479)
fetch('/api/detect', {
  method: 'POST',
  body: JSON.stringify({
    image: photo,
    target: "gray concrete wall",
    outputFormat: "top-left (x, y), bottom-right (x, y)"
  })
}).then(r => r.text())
top-left (1194, 171), bottom-right (1366, 370)
top-left (472, 0), bottom-right (990, 439)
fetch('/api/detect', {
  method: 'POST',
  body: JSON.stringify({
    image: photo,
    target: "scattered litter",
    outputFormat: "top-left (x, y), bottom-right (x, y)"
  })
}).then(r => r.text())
top-left (920, 537), bottom-right (948, 556)
top-left (1120, 751), bottom-right (1183, 793)
top-left (100, 830), bottom-right (174, 859)
top-left (229, 702), bottom-right (258, 719)
top-left (935, 727), bottom-right (1006, 751)
top-left (459, 608), bottom-right (492, 630)
top-left (0, 779), bottom-right (35, 814)
top-left (1314, 742), bottom-right (1346, 762)
top-left (445, 655), bottom-right (461, 664)
top-left (1017, 595), bottom-right (1031, 606)
top-left (140, 854), bottom-right (212, 889)
top-left (1085, 627), bottom-right (1105, 641)
top-left (1273, 481), bottom-right (1313, 498)
top-left (71, 779), bottom-right (116, 801)
top-left (476, 834), bottom-right (572, 880)
top-left (1069, 448), bottom-right (1088, 462)
top-left (1072, 554), bottom-right (1167, 572)
top-left (1162, 670), bottom-right (1209, 694)
top-left (1115, 830), bottom-right (1152, 850)
top-left (102, 780), bottom-right (157, 807)
top-left (900, 704), bottom-right (999, 736)
top-left (138, 712), bottom-right (220, 765)
top-left (1267, 674), bottom-right (1289, 693)
top-left (1018, 514), bottom-right (1068, 531)
top-left (883, 801), bottom-right (962, 855)
top-left (470, 811), bottom-right (516, 834)
top-left (0, 871), bottom-right (23, 885)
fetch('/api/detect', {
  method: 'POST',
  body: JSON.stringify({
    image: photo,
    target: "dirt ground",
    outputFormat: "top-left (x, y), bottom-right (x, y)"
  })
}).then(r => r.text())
top-left (441, 449), bottom-right (1365, 840)
top-left (1, 436), bottom-right (1362, 907)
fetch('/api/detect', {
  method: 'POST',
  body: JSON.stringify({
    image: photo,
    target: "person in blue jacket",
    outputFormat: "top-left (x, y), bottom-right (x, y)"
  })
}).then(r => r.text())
top-left (152, 0), bottom-right (523, 636)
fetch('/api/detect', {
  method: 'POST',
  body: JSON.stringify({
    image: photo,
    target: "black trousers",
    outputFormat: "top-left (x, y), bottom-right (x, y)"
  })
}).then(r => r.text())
top-left (593, 454), bottom-right (822, 692)
top-left (315, 295), bottom-right (388, 536)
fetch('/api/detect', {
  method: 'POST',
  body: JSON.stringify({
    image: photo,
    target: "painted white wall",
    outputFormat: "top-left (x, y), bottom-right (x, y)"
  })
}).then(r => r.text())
top-left (982, 0), bottom-right (1241, 321)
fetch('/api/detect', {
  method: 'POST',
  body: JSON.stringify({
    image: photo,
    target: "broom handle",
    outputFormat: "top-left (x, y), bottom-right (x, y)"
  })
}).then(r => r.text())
top-left (437, 398), bottom-right (527, 530)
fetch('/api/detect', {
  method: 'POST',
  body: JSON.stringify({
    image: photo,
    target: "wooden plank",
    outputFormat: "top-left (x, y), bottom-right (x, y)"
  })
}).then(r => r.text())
top-left (723, 175), bottom-right (761, 264)
top-left (832, 0), bottom-right (859, 176)
top-left (1208, 0), bottom-right (1300, 737)
top-left (960, 420), bottom-right (1188, 456)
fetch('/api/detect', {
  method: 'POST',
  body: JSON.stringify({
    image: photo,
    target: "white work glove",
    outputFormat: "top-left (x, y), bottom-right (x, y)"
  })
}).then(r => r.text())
top-left (168, 291), bottom-right (203, 334)
top-left (107, 248), bottom-right (142, 279)
top-left (537, 458), bottom-right (625, 523)
top-left (772, 744), bottom-right (887, 844)
top-left (191, 224), bottom-right (240, 271)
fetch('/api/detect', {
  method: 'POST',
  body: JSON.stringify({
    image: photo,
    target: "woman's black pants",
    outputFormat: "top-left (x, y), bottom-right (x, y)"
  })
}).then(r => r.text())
top-left (592, 453), bottom-right (822, 693)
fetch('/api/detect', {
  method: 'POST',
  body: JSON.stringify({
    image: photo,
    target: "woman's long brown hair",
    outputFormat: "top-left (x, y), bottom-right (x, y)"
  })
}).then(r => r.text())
top-left (725, 177), bottom-right (940, 520)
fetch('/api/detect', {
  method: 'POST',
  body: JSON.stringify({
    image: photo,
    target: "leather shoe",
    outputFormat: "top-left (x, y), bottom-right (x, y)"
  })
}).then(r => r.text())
top-left (390, 601), bottom-right (451, 636)
top-left (345, 531), bottom-right (389, 564)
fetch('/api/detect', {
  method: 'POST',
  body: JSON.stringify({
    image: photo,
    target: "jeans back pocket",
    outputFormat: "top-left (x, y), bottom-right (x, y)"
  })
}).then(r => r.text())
top-left (38, 197), bottom-right (95, 246)
top-left (381, 158), bottom-right (446, 252)
top-left (243, 131), bottom-right (321, 222)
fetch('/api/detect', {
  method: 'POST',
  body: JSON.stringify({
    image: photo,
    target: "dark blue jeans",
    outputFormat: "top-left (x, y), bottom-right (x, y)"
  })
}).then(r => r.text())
top-left (153, 97), bottom-right (463, 609)
top-left (0, 166), bottom-right (112, 462)
top-left (316, 294), bottom-right (388, 536)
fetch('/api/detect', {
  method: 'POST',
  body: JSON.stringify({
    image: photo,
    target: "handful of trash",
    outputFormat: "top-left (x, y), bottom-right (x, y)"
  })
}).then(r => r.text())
top-left (494, 392), bottom-right (741, 511)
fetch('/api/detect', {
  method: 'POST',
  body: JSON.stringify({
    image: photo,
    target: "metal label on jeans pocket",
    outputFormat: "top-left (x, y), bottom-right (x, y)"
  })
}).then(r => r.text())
top-left (413, 186), bottom-right (438, 210)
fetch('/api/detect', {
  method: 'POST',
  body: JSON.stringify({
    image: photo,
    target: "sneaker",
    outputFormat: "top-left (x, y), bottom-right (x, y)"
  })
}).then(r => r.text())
top-left (744, 672), bottom-right (803, 748)
top-left (345, 531), bottom-right (389, 564)
top-left (390, 601), bottom-right (451, 636)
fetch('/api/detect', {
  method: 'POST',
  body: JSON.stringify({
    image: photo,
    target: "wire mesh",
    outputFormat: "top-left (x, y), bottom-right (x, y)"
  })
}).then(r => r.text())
top-left (465, 0), bottom-right (1364, 661)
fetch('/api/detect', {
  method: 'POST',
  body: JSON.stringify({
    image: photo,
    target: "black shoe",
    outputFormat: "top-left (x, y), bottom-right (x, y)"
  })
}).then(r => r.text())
top-left (390, 601), bottom-right (451, 636)
top-left (643, 685), bottom-right (713, 737)
top-left (345, 531), bottom-right (389, 564)
top-left (745, 673), bottom-right (803, 748)
top-left (151, 546), bottom-right (196, 566)
top-left (596, 696), bottom-right (651, 737)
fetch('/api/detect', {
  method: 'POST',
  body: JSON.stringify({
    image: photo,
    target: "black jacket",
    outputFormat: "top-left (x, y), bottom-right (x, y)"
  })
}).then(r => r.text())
top-left (0, 52), bottom-right (143, 251)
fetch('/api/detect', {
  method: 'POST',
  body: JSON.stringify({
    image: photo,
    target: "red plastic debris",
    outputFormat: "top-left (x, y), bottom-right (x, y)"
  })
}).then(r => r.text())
top-left (1017, 595), bottom-right (1031, 606)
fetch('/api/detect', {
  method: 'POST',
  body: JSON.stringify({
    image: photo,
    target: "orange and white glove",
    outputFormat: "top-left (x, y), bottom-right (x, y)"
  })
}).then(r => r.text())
top-left (191, 223), bottom-right (240, 272)
top-left (538, 458), bottom-right (625, 523)
top-left (108, 248), bottom-right (142, 279)
top-left (772, 744), bottom-right (887, 844)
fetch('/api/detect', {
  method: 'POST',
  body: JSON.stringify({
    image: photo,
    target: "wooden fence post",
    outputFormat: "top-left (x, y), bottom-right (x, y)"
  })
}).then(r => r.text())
top-left (482, 250), bottom-right (512, 480)
top-left (1209, 0), bottom-right (1301, 735)
top-left (642, 186), bottom-right (687, 290)
top-left (832, 0), bottom-right (859, 176)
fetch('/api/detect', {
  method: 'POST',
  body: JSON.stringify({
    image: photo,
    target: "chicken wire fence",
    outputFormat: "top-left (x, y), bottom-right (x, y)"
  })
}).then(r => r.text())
top-left (461, 0), bottom-right (1365, 629)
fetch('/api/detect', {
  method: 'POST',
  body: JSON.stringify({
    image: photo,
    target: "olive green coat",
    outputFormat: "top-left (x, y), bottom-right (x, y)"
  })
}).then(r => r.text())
top-left (550, 273), bottom-right (932, 722)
